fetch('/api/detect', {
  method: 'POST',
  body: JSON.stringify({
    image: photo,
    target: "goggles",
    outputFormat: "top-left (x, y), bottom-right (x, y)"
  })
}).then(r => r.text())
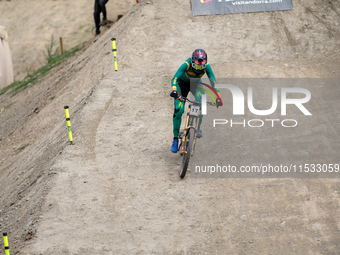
top-left (192, 62), bottom-right (206, 71)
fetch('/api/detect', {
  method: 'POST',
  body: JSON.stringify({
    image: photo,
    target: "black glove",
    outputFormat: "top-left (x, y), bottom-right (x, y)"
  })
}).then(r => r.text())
top-left (170, 90), bottom-right (178, 98)
top-left (216, 98), bottom-right (222, 108)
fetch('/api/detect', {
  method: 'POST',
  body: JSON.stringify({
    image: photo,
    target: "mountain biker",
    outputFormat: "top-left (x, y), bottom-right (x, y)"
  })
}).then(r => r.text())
top-left (170, 49), bottom-right (221, 153)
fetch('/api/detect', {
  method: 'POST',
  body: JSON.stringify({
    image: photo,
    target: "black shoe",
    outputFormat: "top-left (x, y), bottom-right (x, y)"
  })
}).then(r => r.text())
top-left (96, 29), bottom-right (101, 35)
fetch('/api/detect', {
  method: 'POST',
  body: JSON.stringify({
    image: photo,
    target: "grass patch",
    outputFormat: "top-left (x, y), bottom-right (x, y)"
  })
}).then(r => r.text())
top-left (14, 144), bottom-right (29, 155)
top-left (44, 34), bottom-right (60, 64)
top-left (4, 101), bottom-right (17, 109)
top-left (0, 39), bottom-right (85, 97)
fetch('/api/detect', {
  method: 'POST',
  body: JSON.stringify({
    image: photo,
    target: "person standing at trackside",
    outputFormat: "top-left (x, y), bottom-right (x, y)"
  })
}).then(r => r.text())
top-left (170, 49), bottom-right (221, 153)
top-left (94, 0), bottom-right (109, 35)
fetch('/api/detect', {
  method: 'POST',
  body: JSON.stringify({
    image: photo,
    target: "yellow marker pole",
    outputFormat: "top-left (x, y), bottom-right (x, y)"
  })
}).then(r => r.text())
top-left (3, 232), bottom-right (10, 255)
top-left (64, 106), bottom-right (73, 145)
top-left (111, 38), bottom-right (118, 71)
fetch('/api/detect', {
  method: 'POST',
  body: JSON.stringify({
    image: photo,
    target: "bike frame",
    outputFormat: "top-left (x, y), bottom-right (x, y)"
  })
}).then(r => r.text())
top-left (179, 98), bottom-right (201, 157)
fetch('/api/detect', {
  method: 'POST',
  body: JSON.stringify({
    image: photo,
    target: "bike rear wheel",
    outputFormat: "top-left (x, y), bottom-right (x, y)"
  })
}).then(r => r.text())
top-left (180, 127), bottom-right (195, 178)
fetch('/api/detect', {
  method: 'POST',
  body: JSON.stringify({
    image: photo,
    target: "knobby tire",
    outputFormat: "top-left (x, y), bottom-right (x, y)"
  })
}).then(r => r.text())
top-left (179, 127), bottom-right (195, 178)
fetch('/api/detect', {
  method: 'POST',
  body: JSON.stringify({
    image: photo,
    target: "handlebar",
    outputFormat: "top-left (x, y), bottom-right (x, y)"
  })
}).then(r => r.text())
top-left (179, 96), bottom-right (215, 106)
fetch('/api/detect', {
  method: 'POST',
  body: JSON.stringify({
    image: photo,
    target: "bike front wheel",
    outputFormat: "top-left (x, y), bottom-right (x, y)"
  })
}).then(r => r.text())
top-left (179, 127), bottom-right (195, 178)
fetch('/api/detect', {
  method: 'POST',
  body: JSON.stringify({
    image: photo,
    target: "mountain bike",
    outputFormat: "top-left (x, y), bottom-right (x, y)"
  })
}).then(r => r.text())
top-left (177, 97), bottom-right (216, 178)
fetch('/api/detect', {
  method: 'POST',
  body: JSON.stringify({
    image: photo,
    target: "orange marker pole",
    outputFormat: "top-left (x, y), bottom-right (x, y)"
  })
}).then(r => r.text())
top-left (60, 37), bottom-right (64, 54)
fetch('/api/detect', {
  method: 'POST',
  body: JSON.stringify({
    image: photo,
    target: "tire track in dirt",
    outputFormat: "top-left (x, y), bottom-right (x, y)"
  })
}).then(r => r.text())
top-left (274, 12), bottom-right (298, 53)
top-left (78, 79), bottom-right (117, 160)
top-left (304, 7), bottom-right (340, 37)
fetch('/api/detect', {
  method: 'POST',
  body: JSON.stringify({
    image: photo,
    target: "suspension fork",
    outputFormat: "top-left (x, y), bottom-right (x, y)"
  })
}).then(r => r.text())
top-left (180, 107), bottom-right (192, 154)
top-left (191, 109), bottom-right (201, 156)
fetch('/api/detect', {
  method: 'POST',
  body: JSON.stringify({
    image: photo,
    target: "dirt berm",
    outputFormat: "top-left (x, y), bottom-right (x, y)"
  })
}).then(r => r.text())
top-left (0, 0), bottom-right (340, 254)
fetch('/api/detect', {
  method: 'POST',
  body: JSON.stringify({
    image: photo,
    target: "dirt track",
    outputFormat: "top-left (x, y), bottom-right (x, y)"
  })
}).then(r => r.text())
top-left (0, 0), bottom-right (340, 254)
